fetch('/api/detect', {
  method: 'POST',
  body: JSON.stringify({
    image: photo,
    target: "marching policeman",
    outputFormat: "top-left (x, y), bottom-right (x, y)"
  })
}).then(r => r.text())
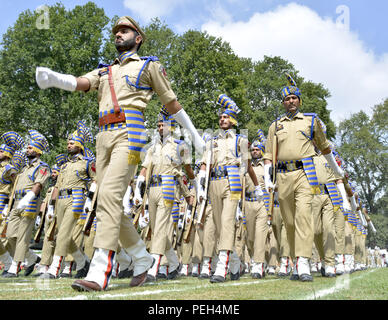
top-left (263, 74), bottom-right (344, 281)
top-left (36, 15), bottom-right (204, 291)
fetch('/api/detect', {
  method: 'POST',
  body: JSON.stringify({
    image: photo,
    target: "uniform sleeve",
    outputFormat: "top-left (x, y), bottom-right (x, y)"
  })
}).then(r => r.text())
top-left (142, 147), bottom-right (153, 169)
top-left (313, 117), bottom-right (331, 152)
top-left (33, 165), bottom-right (50, 188)
top-left (148, 61), bottom-right (177, 105)
top-left (200, 140), bottom-right (212, 165)
top-left (87, 160), bottom-right (97, 180)
top-left (263, 122), bottom-right (275, 161)
top-left (238, 136), bottom-right (251, 162)
top-left (178, 142), bottom-right (192, 165)
top-left (80, 69), bottom-right (100, 92)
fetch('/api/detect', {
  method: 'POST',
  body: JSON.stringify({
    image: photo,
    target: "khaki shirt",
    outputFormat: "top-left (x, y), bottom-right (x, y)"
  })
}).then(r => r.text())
top-left (263, 112), bottom-right (330, 162)
top-left (55, 154), bottom-right (96, 191)
top-left (201, 130), bottom-right (250, 168)
top-left (81, 53), bottom-right (177, 114)
top-left (0, 159), bottom-right (14, 195)
top-left (313, 154), bottom-right (341, 185)
top-left (15, 158), bottom-right (50, 192)
top-left (142, 135), bottom-right (191, 177)
top-left (245, 159), bottom-right (265, 193)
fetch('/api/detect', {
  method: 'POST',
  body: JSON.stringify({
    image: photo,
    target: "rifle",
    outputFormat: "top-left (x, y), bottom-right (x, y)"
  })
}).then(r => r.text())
top-left (83, 184), bottom-right (99, 236)
top-left (47, 216), bottom-right (57, 241)
top-left (183, 196), bottom-right (197, 243)
top-left (196, 131), bottom-right (213, 225)
top-left (133, 155), bottom-right (154, 229)
top-left (268, 104), bottom-right (279, 223)
top-left (0, 174), bottom-right (20, 238)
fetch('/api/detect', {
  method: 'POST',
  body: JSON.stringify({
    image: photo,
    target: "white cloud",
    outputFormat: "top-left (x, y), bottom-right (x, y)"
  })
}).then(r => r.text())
top-left (201, 2), bottom-right (388, 124)
top-left (123, 0), bottom-right (181, 22)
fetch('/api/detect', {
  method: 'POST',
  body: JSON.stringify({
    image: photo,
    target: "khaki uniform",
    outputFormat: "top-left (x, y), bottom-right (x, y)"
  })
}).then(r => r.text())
top-left (81, 52), bottom-right (176, 253)
top-left (6, 159), bottom-right (50, 264)
top-left (271, 205), bottom-right (290, 260)
top-left (0, 159), bottom-right (14, 257)
top-left (312, 154), bottom-right (339, 268)
top-left (263, 112), bottom-right (330, 259)
top-left (244, 160), bottom-right (268, 264)
top-left (39, 186), bottom-right (56, 266)
top-left (201, 130), bottom-right (250, 253)
top-left (142, 135), bottom-right (191, 257)
top-left (53, 154), bottom-right (95, 257)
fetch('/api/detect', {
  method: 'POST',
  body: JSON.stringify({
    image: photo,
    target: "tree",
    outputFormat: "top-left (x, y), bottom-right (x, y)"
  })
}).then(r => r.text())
top-left (0, 2), bottom-right (109, 164)
top-left (336, 100), bottom-right (388, 216)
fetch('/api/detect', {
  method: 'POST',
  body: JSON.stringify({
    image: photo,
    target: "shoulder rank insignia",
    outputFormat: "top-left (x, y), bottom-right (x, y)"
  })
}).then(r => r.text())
top-left (276, 124), bottom-right (284, 131)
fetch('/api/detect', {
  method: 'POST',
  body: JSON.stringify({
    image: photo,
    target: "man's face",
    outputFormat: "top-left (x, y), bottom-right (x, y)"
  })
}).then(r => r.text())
top-left (26, 145), bottom-right (39, 159)
top-left (251, 147), bottom-right (262, 160)
top-left (283, 94), bottom-right (300, 113)
top-left (51, 170), bottom-right (59, 181)
top-left (0, 150), bottom-right (7, 162)
top-left (67, 140), bottom-right (81, 156)
top-left (157, 121), bottom-right (169, 139)
top-left (219, 114), bottom-right (233, 130)
top-left (114, 26), bottom-right (142, 52)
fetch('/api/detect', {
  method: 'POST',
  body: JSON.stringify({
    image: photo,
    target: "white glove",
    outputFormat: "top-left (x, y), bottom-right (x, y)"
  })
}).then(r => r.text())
top-left (177, 218), bottom-right (184, 230)
top-left (134, 175), bottom-right (145, 206)
top-left (17, 190), bottom-right (36, 210)
top-left (264, 163), bottom-right (275, 193)
top-left (139, 214), bottom-right (149, 229)
top-left (83, 197), bottom-right (93, 213)
top-left (35, 215), bottom-right (41, 228)
top-left (123, 185), bottom-right (132, 215)
top-left (173, 109), bottom-right (205, 154)
top-left (46, 205), bottom-right (54, 222)
top-left (324, 152), bottom-right (344, 178)
top-left (185, 209), bottom-right (192, 224)
top-left (235, 204), bottom-right (243, 222)
top-left (197, 170), bottom-right (207, 203)
top-left (337, 183), bottom-right (351, 211)
top-left (36, 67), bottom-right (77, 91)
top-left (1, 204), bottom-right (8, 219)
top-left (349, 195), bottom-right (358, 212)
top-left (254, 185), bottom-right (264, 202)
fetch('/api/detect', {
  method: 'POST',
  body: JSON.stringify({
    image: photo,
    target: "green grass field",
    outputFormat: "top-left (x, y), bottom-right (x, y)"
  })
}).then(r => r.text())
top-left (1, 267), bottom-right (387, 300)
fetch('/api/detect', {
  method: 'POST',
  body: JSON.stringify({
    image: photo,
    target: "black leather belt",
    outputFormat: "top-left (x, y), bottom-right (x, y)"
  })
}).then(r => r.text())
top-left (15, 192), bottom-right (27, 200)
top-left (59, 189), bottom-right (73, 197)
top-left (277, 160), bottom-right (303, 171)
top-left (211, 168), bottom-right (228, 178)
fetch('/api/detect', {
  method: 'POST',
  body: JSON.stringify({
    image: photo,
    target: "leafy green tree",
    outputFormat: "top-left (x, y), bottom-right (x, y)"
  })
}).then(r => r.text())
top-left (337, 101), bottom-right (388, 216)
top-left (0, 2), bottom-right (109, 164)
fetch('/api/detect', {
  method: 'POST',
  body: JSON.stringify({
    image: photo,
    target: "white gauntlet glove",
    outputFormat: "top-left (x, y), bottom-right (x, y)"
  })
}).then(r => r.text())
top-left (254, 185), bottom-right (264, 202)
top-left (349, 195), bottom-right (358, 212)
top-left (337, 183), bottom-right (351, 211)
top-left (46, 205), bottom-right (55, 222)
top-left (83, 197), bottom-right (93, 213)
top-left (1, 204), bottom-right (8, 219)
top-left (35, 215), bottom-right (41, 228)
top-left (134, 175), bottom-right (145, 206)
top-left (17, 191), bottom-right (36, 210)
top-left (264, 163), bottom-right (275, 193)
top-left (324, 152), bottom-right (344, 178)
top-left (173, 109), bottom-right (205, 154)
top-left (36, 67), bottom-right (77, 91)
top-left (235, 203), bottom-right (243, 222)
top-left (123, 185), bottom-right (132, 215)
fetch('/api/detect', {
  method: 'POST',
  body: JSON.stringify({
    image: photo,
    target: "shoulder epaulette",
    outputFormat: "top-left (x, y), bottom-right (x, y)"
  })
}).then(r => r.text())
top-left (140, 56), bottom-right (159, 62)
top-left (303, 113), bottom-right (317, 117)
top-left (98, 62), bottom-right (110, 69)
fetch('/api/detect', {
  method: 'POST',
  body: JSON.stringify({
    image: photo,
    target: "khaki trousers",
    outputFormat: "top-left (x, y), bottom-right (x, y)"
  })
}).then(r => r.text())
top-left (83, 229), bottom-right (96, 260)
top-left (6, 198), bottom-right (41, 262)
top-left (209, 179), bottom-right (238, 252)
top-left (40, 216), bottom-right (56, 266)
top-left (234, 220), bottom-right (247, 263)
top-left (271, 205), bottom-right (290, 258)
top-left (93, 128), bottom-right (141, 251)
top-left (312, 194), bottom-right (335, 266)
top-left (148, 186), bottom-right (175, 255)
top-left (354, 233), bottom-right (363, 264)
top-left (265, 229), bottom-right (279, 267)
top-left (344, 221), bottom-right (355, 255)
top-left (277, 170), bottom-right (314, 259)
top-left (334, 209), bottom-right (346, 255)
top-left (245, 200), bottom-right (268, 263)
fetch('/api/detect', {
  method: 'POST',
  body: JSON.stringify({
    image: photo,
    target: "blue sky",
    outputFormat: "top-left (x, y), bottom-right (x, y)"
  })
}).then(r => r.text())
top-left (1, 0), bottom-right (387, 123)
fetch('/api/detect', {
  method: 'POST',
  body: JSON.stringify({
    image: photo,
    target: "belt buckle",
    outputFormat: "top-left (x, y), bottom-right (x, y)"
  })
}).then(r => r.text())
top-left (288, 162), bottom-right (296, 171)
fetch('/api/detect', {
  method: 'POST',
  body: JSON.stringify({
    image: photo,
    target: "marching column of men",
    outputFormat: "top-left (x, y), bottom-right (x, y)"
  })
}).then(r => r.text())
top-left (0, 15), bottom-right (383, 291)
